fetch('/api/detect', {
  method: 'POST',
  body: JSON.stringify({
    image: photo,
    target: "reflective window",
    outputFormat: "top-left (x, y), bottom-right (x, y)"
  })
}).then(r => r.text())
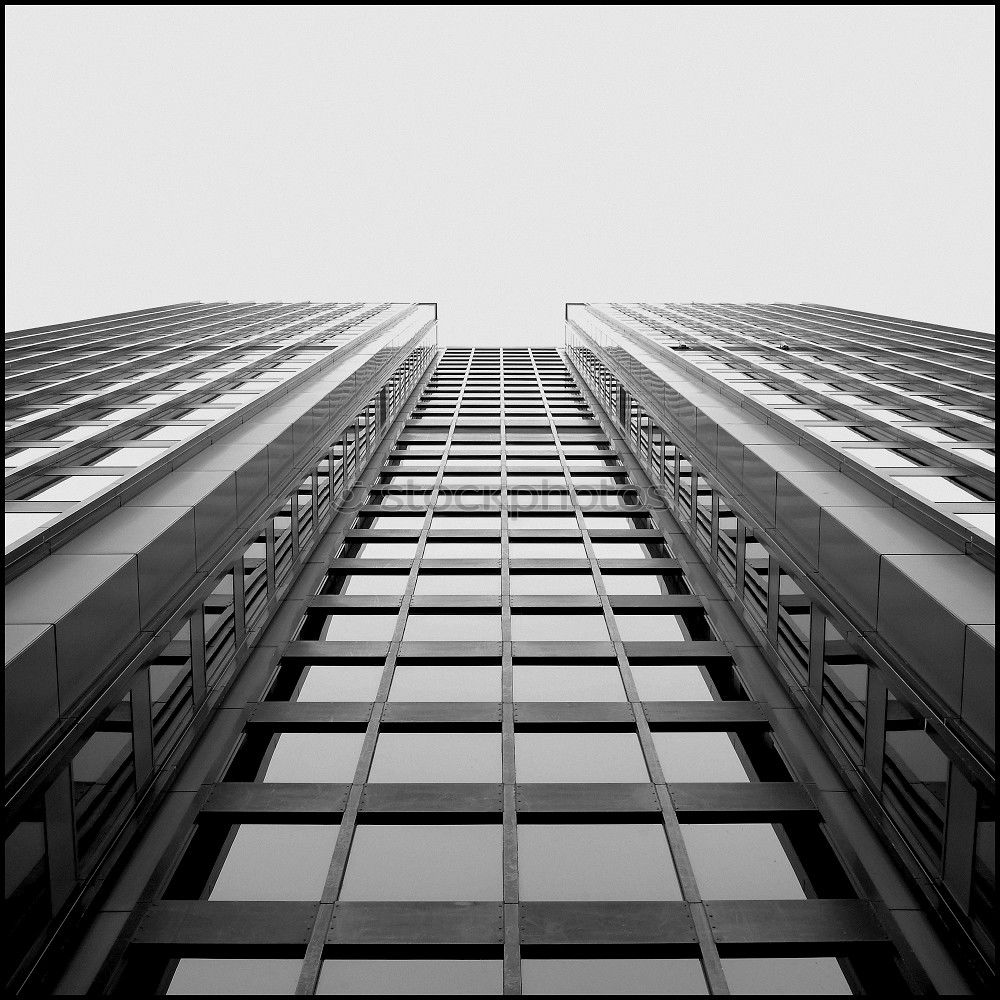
top-left (843, 447), bottom-right (917, 468)
top-left (592, 542), bottom-right (659, 559)
top-left (602, 574), bottom-right (676, 595)
top-left (614, 614), bottom-right (686, 641)
top-left (26, 475), bottom-right (120, 503)
top-left (422, 541), bottom-right (501, 559)
top-left (683, 824), bottom-right (805, 899)
top-left (208, 824), bottom-right (339, 900)
top-left (180, 407), bottom-right (231, 421)
top-left (513, 664), bottom-right (625, 702)
top-left (93, 446), bottom-right (166, 467)
top-left (630, 665), bottom-right (715, 701)
top-left (149, 620), bottom-right (195, 763)
top-left (5, 815), bottom-right (49, 968)
top-left (721, 957), bottom-right (851, 995)
top-left (262, 732), bottom-right (365, 783)
top-left (431, 515), bottom-right (501, 529)
top-left (295, 664), bottom-right (383, 701)
top-left (330, 574), bottom-right (410, 596)
top-left (954, 511), bottom-right (995, 537)
top-left (362, 514), bottom-right (427, 530)
top-left (403, 613), bottom-right (501, 642)
top-left (369, 732), bottom-right (502, 782)
top-left (5, 446), bottom-right (59, 467)
top-left (340, 824), bottom-right (503, 900)
top-left (348, 541), bottom-right (419, 559)
top-left (653, 731), bottom-right (749, 782)
top-left (509, 541), bottom-right (587, 559)
top-left (71, 694), bottom-right (135, 867)
top-left (319, 613), bottom-right (399, 641)
top-left (521, 958), bottom-right (707, 995)
top-left (389, 665), bottom-right (501, 702)
top-left (515, 732), bottom-right (649, 782)
top-left (517, 824), bottom-right (681, 900)
top-left (414, 574), bottom-right (501, 595)
top-left (892, 475), bottom-right (982, 503)
top-left (317, 960), bottom-right (503, 996)
top-left (5, 510), bottom-right (59, 545)
top-left (510, 573), bottom-right (597, 596)
top-left (511, 613), bottom-right (610, 642)
top-left (143, 424), bottom-right (198, 441)
top-left (821, 621), bottom-right (868, 762)
top-left (510, 514), bottom-right (580, 529)
top-left (882, 693), bottom-right (949, 864)
top-left (166, 957), bottom-right (302, 995)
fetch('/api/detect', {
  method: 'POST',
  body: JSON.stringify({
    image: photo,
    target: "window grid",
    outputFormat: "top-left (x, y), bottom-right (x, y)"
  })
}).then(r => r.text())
top-left (100, 348), bottom-right (915, 996)
top-left (567, 334), bottom-right (994, 973)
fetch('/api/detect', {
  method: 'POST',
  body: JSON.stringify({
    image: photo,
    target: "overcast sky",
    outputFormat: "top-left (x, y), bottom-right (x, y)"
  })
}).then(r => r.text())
top-left (4, 5), bottom-right (995, 343)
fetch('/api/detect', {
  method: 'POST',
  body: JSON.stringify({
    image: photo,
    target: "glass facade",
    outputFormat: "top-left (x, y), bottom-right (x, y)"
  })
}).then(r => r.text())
top-left (566, 303), bottom-right (995, 988)
top-left (4, 307), bottom-right (993, 995)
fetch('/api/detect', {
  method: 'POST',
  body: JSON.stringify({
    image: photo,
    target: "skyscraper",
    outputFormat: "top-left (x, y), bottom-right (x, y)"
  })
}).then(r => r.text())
top-left (4, 303), bottom-right (994, 994)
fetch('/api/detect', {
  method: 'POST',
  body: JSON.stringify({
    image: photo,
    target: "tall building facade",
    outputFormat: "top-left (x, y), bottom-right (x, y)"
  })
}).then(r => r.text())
top-left (4, 302), bottom-right (994, 994)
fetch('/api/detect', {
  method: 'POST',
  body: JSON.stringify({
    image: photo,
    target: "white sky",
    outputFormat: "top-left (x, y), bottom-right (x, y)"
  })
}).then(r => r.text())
top-left (4, 5), bottom-right (995, 344)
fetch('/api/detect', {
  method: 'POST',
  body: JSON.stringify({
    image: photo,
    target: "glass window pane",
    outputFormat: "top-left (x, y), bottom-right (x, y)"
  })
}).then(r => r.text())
top-left (6, 812), bottom-right (50, 966)
top-left (333, 574), bottom-right (410, 596)
top-left (143, 424), bottom-right (198, 441)
top-left (262, 732), bottom-right (365, 783)
top-left (166, 958), bottom-right (302, 995)
top-left (602, 574), bottom-right (673, 596)
top-left (422, 541), bottom-right (501, 559)
top-left (517, 824), bottom-right (681, 900)
top-left (614, 614), bottom-right (686, 641)
top-left (653, 731), bottom-right (750, 782)
top-left (5, 510), bottom-right (59, 545)
top-left (389, 665), bottom-right (501, 702)
top-left (513, 665), bottom-right (625, 702)
top-left (364, 514), bottom-right (426, 530)
top-left (295, 665), bottom-right (383, 701)
top-left (149, 620), bottom-right (195, 764)
top-left (511, 614), bottom-right (609, 641)
top-left (340, 824), bottom-right (502, 900)
top-left (882, 694), bottom-right (949, 864)
top-left (348, 541), bottom-right (419, 559)
top-left (510, 514), bottom-right (580, 529)
top-left (26, 475), bottom-right (120, 503)
top-left (369, 732), bottom-right (502, 782)
top-left (5, 446), bottom-right (60, 467)
top-left (509, 541), bottom-right (587, 559)
top-left (317, 960), bottom-right (503, 996)
top-left (93, 446), bottom-right (166, 467)
top-left (892, 475), bottom-right (981, 503)
top-left (683, 824), bottom-right (805, 899)
top-left (510, 574), bottom-right (597, 596)
top-left (71, 695), bottom-right (135, 867)
top-left (721, 957), bottom-right (851, 996)
top-left (403, 614), bottom-right (501, 642)
top-left (592, 542), bottom-right (658, 559)
top-left (319, 614), bottom-right (399, 641)
top-left (431, 515), bottom-right (501, 529)
top-left (515, 732), bottom-right (649, 782)
top-left (844, 447), bottom-right (917, 468)
top-left (631, 665), bottom-right (715, 701)
top-left (208, 824), bottom-right (339, 900)
top-left (522, 958), bottom-right (707, 996)
top-left (414, 574), bottom-right (501, 595)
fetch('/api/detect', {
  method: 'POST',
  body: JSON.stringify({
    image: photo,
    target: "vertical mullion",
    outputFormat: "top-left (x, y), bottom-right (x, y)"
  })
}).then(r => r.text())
top-left (499, 351), bottom-right (521, 995)
top-left (563, 351), bottom-right (730, 995)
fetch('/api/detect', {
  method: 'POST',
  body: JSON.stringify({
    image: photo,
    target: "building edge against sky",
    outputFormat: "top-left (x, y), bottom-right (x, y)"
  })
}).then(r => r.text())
top-left (3, 302), bottom-right (995, 994)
